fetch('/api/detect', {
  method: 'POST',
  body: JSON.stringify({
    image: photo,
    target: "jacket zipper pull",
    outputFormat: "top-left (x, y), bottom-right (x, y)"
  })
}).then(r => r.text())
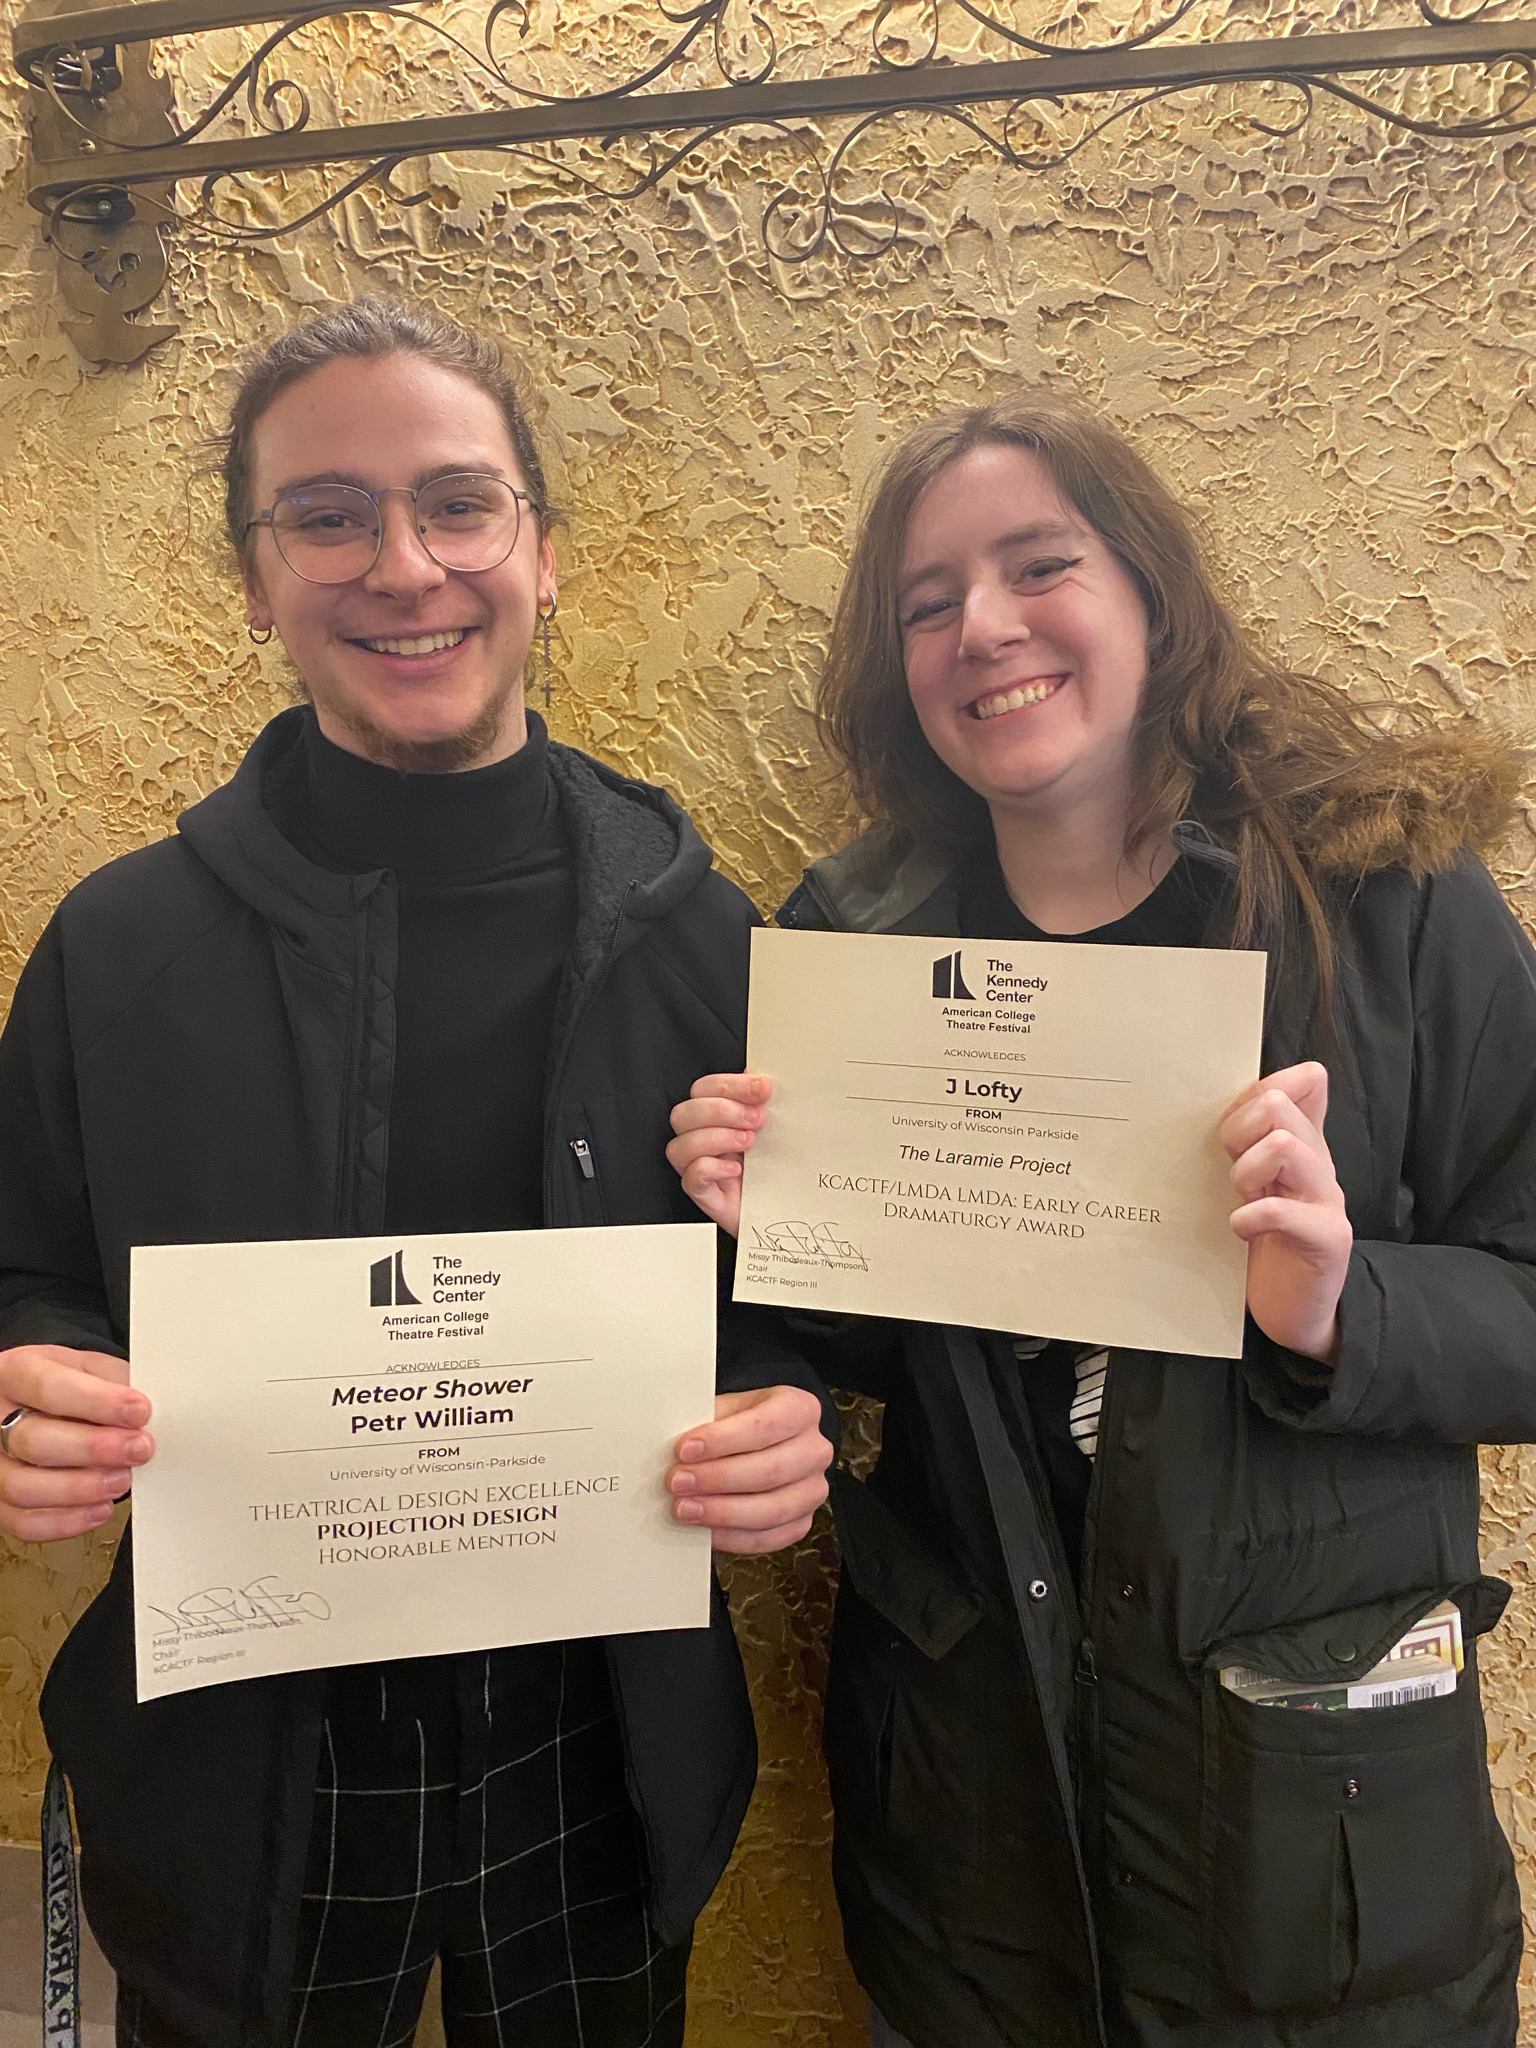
top-left (1075, 1635), bottom-right (1108, 1901)
top-left (570, 1137), bottom-right (595, 1182)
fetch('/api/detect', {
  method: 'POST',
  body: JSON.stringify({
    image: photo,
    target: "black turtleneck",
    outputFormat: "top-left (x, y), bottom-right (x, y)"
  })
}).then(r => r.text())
top-left (265, 709), bottom-right (575, 1235)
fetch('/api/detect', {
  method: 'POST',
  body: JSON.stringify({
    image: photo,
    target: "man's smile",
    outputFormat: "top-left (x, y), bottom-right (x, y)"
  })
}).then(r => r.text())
top-left (349, 628), bottom-right (472, 657)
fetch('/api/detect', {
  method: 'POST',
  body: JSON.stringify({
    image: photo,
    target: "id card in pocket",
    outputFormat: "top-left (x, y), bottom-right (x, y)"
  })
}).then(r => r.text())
top-left (1220, 1600), bottom-right (1463, 1711)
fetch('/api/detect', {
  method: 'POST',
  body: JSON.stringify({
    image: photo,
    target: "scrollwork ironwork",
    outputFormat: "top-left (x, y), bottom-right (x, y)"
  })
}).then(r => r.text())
top-left (931, 0), bottom-right (1206, 63)
top-left (766, 53), bottom-right (1536, 256)
top-left (13, 0), bottom-right (1536, 362)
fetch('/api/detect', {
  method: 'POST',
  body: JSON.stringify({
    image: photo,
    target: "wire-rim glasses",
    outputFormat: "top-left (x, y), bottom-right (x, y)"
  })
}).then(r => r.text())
top-left (245, 474), bottom-right (533, 585)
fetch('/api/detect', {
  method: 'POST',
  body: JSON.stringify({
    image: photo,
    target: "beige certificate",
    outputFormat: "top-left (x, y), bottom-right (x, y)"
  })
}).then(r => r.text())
top-left (734, 930), bottom-right (1266, 1357)
top-left (130, 1223), bottom-right (716, 1702)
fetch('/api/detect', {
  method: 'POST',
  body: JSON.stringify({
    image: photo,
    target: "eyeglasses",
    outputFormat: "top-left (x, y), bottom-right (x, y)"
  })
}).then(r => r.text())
top-left (245, 474), bottom-right (534, 585)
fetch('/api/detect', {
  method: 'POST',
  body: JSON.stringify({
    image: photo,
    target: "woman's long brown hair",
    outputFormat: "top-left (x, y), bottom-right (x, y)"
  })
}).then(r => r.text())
top-left (818, 389), bottom-right (1522, 1009)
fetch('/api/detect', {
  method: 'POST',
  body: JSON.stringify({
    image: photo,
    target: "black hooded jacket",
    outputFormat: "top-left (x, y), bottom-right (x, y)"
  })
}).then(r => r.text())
top-left (781, 832), bottom-right (1536, 2048)
top-left (0, 709), bottom-right (819, 2046)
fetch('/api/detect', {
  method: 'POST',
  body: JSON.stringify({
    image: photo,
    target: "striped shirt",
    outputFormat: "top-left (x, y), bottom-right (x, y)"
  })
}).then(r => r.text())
top-left (1014, 1338), bottom-right (1109, 1459)
top-left (1068, 1349), bottom-right (1109, 1458)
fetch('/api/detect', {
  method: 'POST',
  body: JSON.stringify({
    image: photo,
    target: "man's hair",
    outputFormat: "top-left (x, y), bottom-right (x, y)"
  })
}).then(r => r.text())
top-left (818, 385), bottom-right (1519, 1006)
top-left (217, 296), bottom-right (557, 557)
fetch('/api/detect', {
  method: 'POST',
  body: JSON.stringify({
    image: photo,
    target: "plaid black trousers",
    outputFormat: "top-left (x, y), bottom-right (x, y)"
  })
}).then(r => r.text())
top-left (117, 1639), bottom-right (689, 2048)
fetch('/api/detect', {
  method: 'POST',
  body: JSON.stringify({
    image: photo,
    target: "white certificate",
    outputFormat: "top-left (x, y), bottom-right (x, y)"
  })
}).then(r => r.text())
top-left (734, 930), bottom-right (1266, 1358)
top-left (130, 1223), bottom-right (716, 1702)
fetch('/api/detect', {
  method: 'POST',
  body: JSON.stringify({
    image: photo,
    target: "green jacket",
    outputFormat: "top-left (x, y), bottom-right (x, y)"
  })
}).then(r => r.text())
top-left (784, 832), bottom-right (1532, 2048)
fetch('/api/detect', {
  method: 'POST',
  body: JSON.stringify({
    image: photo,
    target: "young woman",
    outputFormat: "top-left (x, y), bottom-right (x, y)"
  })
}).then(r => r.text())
top-left (666, 392), bottom-right (1536, 2048)
top-left (0, 297), bottom-right (832, 2048)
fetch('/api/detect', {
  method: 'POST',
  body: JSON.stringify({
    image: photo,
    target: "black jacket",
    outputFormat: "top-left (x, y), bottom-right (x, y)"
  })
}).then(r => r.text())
top-left (782, 834), bottom-right (1535, 2048)
top-left (0, 709), bottom-right (817, 2047)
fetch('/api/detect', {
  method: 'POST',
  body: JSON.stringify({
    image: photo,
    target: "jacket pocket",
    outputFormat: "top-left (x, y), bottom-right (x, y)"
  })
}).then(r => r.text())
top-left (1200, 1583), bottom-right (1508, 2016)
top-left (825, 1576), bottom-right (989, 1881)
top-left (829, 1468), bottom-right (982, 1661)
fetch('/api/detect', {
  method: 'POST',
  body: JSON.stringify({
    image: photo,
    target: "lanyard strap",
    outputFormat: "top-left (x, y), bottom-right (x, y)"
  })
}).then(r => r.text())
top-left (42, 1758), bottom-right (81, 2048)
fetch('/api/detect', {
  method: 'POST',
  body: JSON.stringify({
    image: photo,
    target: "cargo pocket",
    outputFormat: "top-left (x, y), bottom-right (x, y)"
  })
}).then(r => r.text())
top-left (824, 1576), bottom-right (900, 1835)
top-left (829, 1468), bottom-right (983, 1662)
top-left (825, 1471), bottom-right (986, 1860)
top-left (1201, 1582), bottom-right (1507, 2016)
top-left (825, 1578), bottom-right (1000, 1900)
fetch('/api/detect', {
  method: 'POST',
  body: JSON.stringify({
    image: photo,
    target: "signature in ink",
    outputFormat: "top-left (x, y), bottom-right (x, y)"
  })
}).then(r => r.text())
top-left (751, 1221), bottom-right (867, 1268)
top-left (149, 1576), bottom-right (332, 1639)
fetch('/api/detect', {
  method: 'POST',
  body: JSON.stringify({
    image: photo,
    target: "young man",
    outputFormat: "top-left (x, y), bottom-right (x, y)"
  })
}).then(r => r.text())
top-left (0, 299), bottom-right (832, 2048)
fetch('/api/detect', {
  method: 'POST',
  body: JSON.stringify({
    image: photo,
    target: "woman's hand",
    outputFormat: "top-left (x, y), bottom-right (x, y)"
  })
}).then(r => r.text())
top-left (666, 1386), bottom-right (833, 1553)
top-left (0, 1345), bottom-right (154, 1542)
top-left (1221, 1062), bottom-right (1353, 1364)
top-left (665, 1073), bottom-right (774, 1237)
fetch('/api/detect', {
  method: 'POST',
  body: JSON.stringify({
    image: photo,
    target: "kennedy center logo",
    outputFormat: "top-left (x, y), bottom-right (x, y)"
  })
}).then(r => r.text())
top-left (931, 950), bottom-right (975, 1001)
top-left (369, 1249), bottom-right (420, 1307)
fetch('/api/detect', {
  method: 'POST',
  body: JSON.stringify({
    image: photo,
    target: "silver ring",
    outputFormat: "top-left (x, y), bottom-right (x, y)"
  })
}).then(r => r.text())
top-left (0, 1405), bottom-right (30, 1460)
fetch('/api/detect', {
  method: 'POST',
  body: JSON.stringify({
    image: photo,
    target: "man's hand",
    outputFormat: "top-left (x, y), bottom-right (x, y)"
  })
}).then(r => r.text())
top-left (665, 1074), bottom-right (773, 1237)
top-left (666, 1385), bottom-right (833, 1554)
top-left (0, 1345), bottom-right (154, 1542)
top-left (1221, 1062), bottom-right (1353, 1365)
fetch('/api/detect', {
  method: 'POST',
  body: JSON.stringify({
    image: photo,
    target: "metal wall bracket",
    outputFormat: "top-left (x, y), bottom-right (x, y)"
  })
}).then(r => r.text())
top-left (29, 36), bottom-right (178, 363)
top-left (12, 0), bottom-right (1536, 367)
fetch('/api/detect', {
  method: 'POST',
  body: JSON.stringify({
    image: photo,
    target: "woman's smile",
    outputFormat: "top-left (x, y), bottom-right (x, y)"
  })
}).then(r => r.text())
top-left (968, 674), bottom-right (1068, 720)
top-left (899, 443), bottom-right (1150, 814)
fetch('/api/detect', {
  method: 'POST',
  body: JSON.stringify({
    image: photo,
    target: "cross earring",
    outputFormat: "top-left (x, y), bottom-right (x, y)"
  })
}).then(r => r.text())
top-left (537, 596), bottom-right (558, 708)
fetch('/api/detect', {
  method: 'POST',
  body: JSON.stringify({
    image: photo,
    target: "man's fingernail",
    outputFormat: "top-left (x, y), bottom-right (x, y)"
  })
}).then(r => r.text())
top-left (102, 1472), bottom-right (130, 1495)
top-left (675, 1499), bottom-right (705, 1521)
top-left (671, 1471), bottom-right (698, 1494)
top-left (679, 1439), bottom-right (706, 1461)
top-left (125, 1436), bottom-right (151, 1461)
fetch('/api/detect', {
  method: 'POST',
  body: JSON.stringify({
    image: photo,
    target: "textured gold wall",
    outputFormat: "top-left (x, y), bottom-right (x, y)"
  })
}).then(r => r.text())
top-left (2, 2), bottom-right (1536, 2040)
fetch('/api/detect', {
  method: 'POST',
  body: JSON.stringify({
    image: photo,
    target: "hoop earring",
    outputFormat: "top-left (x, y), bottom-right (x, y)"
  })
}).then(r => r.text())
top-left (537, 596), bottom-right (558, 709)
top-left (248, 624), bottom-right (273, 646)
